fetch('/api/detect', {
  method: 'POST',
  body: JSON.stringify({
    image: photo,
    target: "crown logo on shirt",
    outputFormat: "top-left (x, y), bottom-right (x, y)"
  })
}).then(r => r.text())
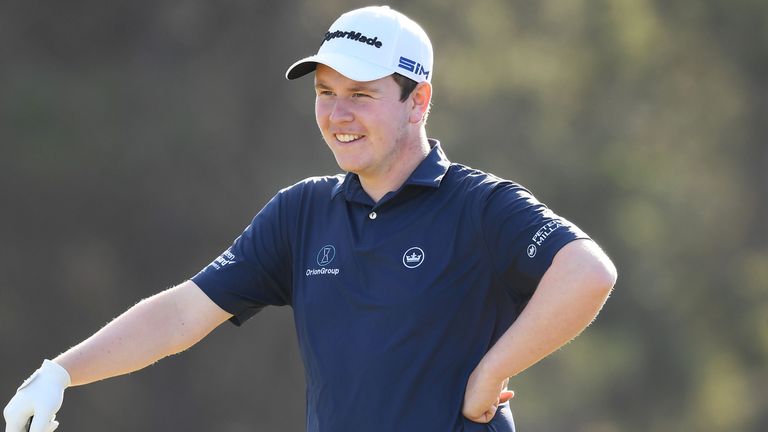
top-left (405, 252), bottom-right (422, 263)
top-left (402, 247), bottom-right (425, 269)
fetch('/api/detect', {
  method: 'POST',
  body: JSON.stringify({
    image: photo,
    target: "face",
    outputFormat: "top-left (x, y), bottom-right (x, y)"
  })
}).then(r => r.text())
top-left (314, 64), bottom-right (419, 180)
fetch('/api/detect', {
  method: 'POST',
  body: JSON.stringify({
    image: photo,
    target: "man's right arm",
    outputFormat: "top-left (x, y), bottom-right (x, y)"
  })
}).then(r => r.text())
top-left (4, 280), bottom-right (232, 432)
top-left (54, 280), bottom-right (232, 386)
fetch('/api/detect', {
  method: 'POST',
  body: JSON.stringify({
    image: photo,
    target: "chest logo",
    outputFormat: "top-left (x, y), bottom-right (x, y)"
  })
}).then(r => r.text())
top-left (317, 245), bottom-right (336, 267)
top-left (402, 247), bottom-right (425, 269)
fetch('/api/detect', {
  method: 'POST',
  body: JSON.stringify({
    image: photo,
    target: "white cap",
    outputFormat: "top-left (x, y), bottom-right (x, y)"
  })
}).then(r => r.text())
top-left (286, 6), bottom-right (433, 83)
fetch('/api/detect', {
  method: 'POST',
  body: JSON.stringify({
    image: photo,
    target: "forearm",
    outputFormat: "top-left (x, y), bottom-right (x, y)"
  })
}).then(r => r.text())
top-left (53, 280), bottom-right (231, 386)
top-left (479, 240), bottom-right (616, 381)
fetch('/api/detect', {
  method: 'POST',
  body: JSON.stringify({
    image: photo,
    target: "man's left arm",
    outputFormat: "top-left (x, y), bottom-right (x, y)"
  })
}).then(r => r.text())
top-left (462, 239), bottom-right (617, 423)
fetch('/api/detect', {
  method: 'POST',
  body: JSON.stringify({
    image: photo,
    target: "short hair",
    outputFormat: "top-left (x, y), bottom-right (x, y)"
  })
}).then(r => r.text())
top-left (392, 73), bottom-right (419, 102)
top-left (391, 73), bottom-right (431, 123)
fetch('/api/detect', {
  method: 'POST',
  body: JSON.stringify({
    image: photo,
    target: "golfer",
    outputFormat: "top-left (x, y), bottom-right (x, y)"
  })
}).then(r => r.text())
top-left (4, 6), bottom-right (616, 432)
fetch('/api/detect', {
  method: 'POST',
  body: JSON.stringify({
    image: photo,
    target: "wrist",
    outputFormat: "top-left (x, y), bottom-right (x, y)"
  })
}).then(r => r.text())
top-left (41, 359), bottom-right (72, 389)
top-left (475, 352), bottom-right (510, 384)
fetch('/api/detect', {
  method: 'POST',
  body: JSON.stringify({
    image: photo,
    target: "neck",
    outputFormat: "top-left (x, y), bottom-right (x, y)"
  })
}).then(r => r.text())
top-left (359, 131), bottom-right (430, 203)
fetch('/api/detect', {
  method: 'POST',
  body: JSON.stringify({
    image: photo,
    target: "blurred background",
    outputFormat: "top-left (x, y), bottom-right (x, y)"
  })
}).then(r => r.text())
top-left (1, 0), bottom-right (766, 431)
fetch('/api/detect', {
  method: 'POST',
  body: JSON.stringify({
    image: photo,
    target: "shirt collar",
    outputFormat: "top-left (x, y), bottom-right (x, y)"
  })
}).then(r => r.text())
top-left (331, 139), bottom-right (450, 200)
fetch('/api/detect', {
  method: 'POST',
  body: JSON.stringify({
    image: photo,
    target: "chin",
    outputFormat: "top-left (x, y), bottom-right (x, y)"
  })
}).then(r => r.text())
top-left (331, 153), bottom-right (366, 174)
top-left (335, 161), bottom-right (362, 174)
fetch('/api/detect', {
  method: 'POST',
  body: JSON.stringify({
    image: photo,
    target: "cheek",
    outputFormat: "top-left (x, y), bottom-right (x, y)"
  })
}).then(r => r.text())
top-left (315, 99), bottom-right (328, 127)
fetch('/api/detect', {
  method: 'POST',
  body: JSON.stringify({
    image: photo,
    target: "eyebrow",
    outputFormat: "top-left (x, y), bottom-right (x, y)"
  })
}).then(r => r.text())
top-left (314, 81), bottom-right (382, 94)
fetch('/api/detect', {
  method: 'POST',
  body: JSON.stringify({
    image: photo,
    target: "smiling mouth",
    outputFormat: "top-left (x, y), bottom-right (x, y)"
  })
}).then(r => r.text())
top-left (335, 134), bottom-right (364, 143)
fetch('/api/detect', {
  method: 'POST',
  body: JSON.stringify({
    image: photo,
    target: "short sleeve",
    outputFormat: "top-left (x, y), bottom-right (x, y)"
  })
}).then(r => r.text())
top-left (480, 181), bottom-right (589, 298)
top-left (192, 191), bottom-right (293, 326)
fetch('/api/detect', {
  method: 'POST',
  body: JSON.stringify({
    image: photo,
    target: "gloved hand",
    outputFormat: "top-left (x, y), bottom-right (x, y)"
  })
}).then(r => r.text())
top-left (4, 360), bottom-right (71, 432)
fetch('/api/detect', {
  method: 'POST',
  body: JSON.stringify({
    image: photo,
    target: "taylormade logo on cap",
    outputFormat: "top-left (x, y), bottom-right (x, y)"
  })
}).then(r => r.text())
top-left (322, 30), bottom-right (384, 48)
top-left (286, 6), bottom-right (433, 83)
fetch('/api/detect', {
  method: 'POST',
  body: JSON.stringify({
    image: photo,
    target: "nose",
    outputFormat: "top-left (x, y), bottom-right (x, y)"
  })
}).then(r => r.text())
top-left (329, 98), bottom-right (354, 123)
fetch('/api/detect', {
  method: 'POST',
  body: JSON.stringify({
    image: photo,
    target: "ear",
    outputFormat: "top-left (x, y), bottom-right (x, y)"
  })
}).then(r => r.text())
top-left (409, 81), bottom-right (432, 124)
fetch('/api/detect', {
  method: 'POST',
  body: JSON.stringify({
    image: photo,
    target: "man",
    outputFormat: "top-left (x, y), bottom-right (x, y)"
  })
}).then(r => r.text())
top-left (4, 6), bottom-right (616, 432)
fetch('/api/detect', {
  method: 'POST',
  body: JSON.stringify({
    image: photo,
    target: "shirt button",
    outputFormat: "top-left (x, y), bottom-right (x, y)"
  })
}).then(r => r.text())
top-left (369, 211), bottom-right (377, 220)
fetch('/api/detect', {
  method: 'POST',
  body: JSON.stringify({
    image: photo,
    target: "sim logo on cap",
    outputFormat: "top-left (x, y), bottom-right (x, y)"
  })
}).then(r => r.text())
top-left (398, 56), bottom-right (430, 79)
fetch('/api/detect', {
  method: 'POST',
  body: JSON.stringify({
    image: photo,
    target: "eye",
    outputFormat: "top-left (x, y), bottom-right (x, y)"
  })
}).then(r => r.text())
top-left (316, 90), bottom-right (334, 97)
top-left (352, 92), bottom-right (370, 98)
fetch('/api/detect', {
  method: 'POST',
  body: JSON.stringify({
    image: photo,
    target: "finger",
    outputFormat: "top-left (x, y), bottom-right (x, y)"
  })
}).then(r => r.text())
top-left (28, 413), bottom-right (54, 432)
top-left (3, 417), bottom-right (29, 432)
top-left (480, 407), bottom-right (497, 423)
top-left (2, 406), bottom-right (31, 432)
top-left (499, 390), bottom-right (515, 403)
top-left (466, 405), bottom-right (498, 424)
top-left (45, 419), bottom-right (59, 432)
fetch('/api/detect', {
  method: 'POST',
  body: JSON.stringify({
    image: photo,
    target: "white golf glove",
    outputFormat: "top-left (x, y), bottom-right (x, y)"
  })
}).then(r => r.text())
top-left (4, 360), bottom-right (71, 432)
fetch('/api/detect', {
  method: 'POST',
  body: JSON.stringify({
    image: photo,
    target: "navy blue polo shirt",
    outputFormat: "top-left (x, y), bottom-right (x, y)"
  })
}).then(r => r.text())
top-left (192, 140), bottom-right (588, 432)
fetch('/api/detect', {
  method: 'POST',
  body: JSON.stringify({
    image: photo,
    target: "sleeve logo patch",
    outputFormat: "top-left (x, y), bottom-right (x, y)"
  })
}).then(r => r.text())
top-left (527, 220), bottom-right (564, 259)
top-left (211, 250), bottom-right (236, 269)
top-left (532, 220), bottom-right (564, 246)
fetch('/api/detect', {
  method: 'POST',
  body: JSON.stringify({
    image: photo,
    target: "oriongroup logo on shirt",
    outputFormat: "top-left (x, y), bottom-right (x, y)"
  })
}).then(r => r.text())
top-left (402, 247), bottom-right (425, 269)
top-left (307, 244), bottom-right (340, 277)
top-left (317, 245), bottom-right (336, 266)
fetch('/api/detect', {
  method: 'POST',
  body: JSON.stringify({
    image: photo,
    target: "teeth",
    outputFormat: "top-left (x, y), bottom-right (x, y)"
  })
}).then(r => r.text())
top-left (335, 134), bottom-right (362, 143)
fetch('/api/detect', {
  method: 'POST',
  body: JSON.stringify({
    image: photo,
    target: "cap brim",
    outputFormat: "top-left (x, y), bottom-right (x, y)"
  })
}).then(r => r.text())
top-left (285, 52), bottom-right (393, 82)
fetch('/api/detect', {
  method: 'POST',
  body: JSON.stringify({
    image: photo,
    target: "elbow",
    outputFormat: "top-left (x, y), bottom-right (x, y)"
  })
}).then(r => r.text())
top-left (589, 254), bottom-right (617, 298)
top-left (551, 239), bottom-right (617, 299)
top-left (573, 241), bottom-right (617, 299)
top-left (602, 260), bottom-right (618, 294)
